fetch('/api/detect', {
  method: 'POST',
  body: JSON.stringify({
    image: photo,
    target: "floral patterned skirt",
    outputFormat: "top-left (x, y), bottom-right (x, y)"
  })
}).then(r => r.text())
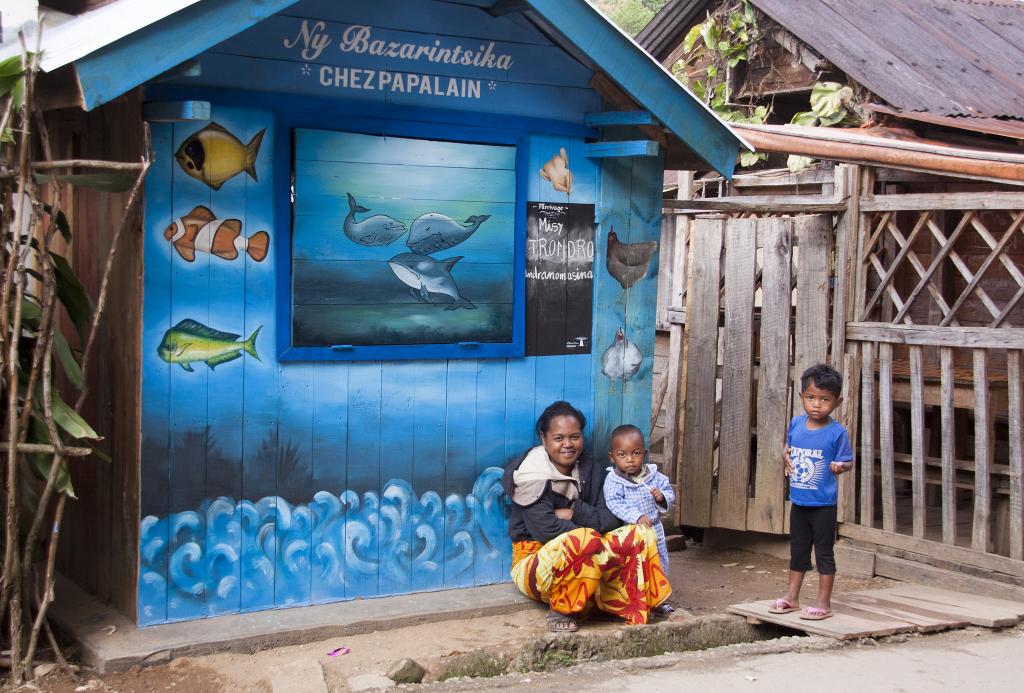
top-left (510, 525), bottom-right (671, 625)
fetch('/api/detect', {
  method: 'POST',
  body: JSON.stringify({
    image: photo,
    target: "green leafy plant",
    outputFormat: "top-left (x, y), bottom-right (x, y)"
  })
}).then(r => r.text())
top-left (673, 1), bottom-right (767, 167)
top-left (0, 45), bottom-right (152, 685)
top-left (0, 54), bottom-right (28, 141)
top-left (598, 0), bottom-right (671, 38)
top-left (787, 81), bottom-right (863, 171)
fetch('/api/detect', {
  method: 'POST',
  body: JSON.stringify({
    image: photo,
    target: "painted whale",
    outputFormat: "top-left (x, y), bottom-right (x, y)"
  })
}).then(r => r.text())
top-left (343, 193), bottom-right (407, 246)
top-left (405, 212), bottom-right (490, 254)
top-left (387, 252), bottom-right (476, 310)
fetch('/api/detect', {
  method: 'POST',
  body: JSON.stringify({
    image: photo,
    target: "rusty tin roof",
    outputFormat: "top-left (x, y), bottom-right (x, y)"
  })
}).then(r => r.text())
top-left (753, 0), bottom-right (1024, 120)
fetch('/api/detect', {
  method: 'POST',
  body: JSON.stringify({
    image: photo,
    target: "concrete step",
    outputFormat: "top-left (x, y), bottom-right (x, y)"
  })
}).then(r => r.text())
top-left (49, 574), bottom-right (532, 673)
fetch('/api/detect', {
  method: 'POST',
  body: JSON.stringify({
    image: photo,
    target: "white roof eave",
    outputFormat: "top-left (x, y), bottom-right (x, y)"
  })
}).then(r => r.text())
top-left (0, 0), bottom-right (202, 72)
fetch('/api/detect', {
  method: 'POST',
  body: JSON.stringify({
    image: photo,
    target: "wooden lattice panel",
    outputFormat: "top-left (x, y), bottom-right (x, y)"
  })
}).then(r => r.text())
top-left (860, 209), bottom-right (1024, 327)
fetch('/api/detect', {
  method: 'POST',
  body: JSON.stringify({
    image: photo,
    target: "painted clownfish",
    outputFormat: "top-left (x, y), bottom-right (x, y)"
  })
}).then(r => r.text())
top-left (163, 206), bottom-right (269, 263)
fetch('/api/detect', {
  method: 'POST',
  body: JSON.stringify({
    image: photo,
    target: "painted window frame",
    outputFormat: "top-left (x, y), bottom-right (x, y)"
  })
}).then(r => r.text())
top-left (274, 113), bottom-right (529, 362)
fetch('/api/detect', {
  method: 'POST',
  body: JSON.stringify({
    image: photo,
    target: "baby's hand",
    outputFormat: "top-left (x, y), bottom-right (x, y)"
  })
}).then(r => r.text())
top-left (829, 461), bottom-right (851, 475)
top-left (636, 515), bottom-right (654, 528)
top-left (554, 508), bottom-right (574, 521)
top-left (650, 487), bottom-right (665, 504)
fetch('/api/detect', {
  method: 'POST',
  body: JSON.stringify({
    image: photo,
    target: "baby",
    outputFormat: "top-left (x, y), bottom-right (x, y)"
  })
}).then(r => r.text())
top-left (603, 424), bottom-right (676, 616)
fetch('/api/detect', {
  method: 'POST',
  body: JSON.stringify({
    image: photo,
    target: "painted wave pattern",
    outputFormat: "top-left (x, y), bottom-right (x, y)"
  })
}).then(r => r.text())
top-left (138, 468), bottom-right (509, 624)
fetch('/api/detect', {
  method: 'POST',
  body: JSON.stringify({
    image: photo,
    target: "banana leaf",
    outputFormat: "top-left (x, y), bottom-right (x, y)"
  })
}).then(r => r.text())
top-left (51, 391), bottom-right (100, 440)
top-left (27, 416), bottom-right (76, 497)
top-left (42, 205), bottom-right (73, 243)
top-left (53, 330), bottom-right (83, 389)
top-left (52, 253), bottom-right (94, 344)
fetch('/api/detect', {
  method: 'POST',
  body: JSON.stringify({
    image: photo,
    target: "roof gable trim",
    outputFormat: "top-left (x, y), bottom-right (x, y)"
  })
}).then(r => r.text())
top-left (72, 0), bottom-right (299, 111)
top-left (524, 0), bottom-right (747, 178)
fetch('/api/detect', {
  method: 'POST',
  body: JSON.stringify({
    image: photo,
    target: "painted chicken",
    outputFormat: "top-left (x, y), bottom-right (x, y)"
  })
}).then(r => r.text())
top-left (606, 228), bottom-right (657, 290)
top-left (601, 327), bottom-right (643, 381)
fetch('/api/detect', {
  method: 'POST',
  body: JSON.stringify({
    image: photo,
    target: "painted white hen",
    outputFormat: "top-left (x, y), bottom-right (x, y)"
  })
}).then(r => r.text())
top-left (601, 327), bottom-right (643, 381)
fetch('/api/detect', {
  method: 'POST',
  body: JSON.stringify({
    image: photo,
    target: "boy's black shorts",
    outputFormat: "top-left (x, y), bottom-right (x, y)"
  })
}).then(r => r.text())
top-left (789, 504), bottom-right (837, 575)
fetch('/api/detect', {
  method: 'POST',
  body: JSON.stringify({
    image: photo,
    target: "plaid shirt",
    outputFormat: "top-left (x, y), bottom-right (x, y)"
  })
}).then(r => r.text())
top-left (603, 464), bottom-right (675, 568)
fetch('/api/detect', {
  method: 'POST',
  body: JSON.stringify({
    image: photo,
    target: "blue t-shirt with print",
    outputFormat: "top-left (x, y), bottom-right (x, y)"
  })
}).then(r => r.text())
top-left (786, 414), bottom-right (854, 507)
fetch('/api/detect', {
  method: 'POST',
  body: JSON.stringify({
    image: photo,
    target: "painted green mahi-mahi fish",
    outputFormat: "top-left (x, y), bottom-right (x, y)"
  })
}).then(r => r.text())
top-left (158, 319), bottom-right (261, 372)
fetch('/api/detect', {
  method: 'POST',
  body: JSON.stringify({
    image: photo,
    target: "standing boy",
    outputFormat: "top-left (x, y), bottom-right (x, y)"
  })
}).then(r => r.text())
top-left (770, 364), bottom-right (853, 621)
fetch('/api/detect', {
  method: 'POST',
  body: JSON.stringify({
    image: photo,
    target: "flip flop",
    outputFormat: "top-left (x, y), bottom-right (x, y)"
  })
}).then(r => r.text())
top-left (800, 607), bottom-right (833, 621)
top-left (768, 598), bottom-right (799, 614)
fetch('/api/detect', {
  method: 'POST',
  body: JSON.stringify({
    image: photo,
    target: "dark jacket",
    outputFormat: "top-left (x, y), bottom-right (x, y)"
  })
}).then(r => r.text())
top-left (502, 450), bottom-right (622, 544)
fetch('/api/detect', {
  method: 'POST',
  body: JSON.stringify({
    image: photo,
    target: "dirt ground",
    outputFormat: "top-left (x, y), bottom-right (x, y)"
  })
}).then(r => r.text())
top-left (17, 544), bottom-right (895, 693)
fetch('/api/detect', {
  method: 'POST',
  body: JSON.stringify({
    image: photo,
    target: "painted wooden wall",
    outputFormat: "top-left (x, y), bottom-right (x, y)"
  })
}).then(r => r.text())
top-left (136, 0), bottom-right (663, 625)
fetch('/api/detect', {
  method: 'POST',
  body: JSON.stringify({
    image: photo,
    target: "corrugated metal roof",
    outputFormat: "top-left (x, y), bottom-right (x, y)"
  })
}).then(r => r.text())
top-left (634, 0), bottom-right (712, 62)
top-left (753, 0), bottom-right (1024, 120)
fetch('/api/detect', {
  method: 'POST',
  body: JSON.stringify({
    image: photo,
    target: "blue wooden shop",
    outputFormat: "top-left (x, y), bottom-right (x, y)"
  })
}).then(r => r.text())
top-left (26, 0), bottom-right (742, 626)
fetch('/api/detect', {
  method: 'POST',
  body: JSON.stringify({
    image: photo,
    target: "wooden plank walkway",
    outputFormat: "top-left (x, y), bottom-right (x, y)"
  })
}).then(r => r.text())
top-left (727, 584), bottom-right (1024, 639)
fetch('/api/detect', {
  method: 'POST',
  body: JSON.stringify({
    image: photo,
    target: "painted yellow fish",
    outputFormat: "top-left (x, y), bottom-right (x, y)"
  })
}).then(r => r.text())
top-left (174, 123), bottom-right (265, 190)
top-left (157, 319), bottom-right (261, 372)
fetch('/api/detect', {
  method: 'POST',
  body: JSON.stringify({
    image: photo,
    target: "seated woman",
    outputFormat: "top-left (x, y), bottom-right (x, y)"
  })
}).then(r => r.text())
top-left (502, 401), bottom-right (672, 632)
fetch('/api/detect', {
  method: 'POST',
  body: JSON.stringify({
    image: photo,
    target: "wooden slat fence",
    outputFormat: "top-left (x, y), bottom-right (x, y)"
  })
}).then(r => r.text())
top-left (676, 214), bottom-right (833, 532)
top-left (658, 169), bottom-right (1023, 578)
top-left (841, 192), bottom-right (1024, 567)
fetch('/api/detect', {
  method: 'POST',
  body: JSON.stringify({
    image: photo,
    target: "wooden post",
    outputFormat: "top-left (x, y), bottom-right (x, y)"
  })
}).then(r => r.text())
top-left (939, 347), bottom-right (957, 545)
top-left (665, 171), bottom-right (693, 524)
top-left (792, 215), bottom-right (831, 409)
top-left (714, 218), bottom-right (756, 530)
top-left (678, 215), bottom-right (723, 527)
top-left (879, 342), bottom-right (896, 533)
top-left (909, 345), bottom-right (926, 538)
top-left (972, 349), bottom-right (992, 552)
top-left (860, 341), bottom-right (875, 528)
top-left (832, 164), bottom-right (861, 522)
top-left (1007, 349), bottom-right (1023, 560)
top-left (854, 167), bottom-right (877, 323)
top-left (749, 218), bottom-right (793, 534)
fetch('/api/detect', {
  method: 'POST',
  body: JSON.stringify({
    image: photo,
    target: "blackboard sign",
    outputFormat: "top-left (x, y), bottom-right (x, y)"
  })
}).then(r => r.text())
top-left (525, 202), bottom-right (595, 356)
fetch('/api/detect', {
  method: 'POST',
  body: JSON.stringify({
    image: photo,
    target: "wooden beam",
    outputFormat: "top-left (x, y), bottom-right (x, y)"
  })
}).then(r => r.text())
top-left (871, 554), bottom-right (1024, 603)
top-left (584, 110), bottom-right (657, 127)
top-left (584, 140), bottom-right (660, 158)
top-left (143, 100), bottom-right (211, 122)
top-left (861, 192), bottom-right (1024, 212)
top-left (839, 523), bottom-right (1024, 579)
top-left (72, 0), bottom-right (300, 110)
top-left (589, 73), bottom-right (668, 149)
top-left (663, 196), bottom-right (845, 213)
top-left (846, 323), bottom-right (1024, 349)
